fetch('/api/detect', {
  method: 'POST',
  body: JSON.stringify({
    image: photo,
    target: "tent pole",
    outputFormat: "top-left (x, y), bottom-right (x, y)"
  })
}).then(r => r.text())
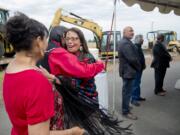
top-left (112, 0), bottom-right (117, 112)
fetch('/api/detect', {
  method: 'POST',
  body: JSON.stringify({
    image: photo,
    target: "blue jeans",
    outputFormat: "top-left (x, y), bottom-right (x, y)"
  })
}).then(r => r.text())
top-left (131, 71), bottom-right (142, 102)
top-left (122, 78), bottom-right (134, 115)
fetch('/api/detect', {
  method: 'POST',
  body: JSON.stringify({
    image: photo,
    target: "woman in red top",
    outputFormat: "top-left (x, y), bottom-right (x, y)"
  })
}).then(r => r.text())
top-left (3, 13), bottom-right (85, 135)
top-left (38, 26), bottom-right (104, 130)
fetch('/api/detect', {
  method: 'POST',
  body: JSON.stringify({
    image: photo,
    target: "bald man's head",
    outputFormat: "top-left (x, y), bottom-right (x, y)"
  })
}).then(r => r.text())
top-left (123, 26), bottom-right (134, 39)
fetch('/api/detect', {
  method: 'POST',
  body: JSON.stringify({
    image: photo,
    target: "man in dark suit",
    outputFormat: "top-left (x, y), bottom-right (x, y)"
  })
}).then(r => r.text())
top-left (118, 26), bottom-right (141, 120)
top-left (151, 34), bottom-right (172, 96)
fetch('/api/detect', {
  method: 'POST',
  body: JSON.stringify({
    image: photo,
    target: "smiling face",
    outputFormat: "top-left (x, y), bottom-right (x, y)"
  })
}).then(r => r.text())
top-left (65, 31), bottom-right (81, 53)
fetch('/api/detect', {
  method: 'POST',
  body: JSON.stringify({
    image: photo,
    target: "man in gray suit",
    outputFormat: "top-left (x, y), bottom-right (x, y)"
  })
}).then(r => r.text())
top-left (118, 26), bottom-right (141, 120)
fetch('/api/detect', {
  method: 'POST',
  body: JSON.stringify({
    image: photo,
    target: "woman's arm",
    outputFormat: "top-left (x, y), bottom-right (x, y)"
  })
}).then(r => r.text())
top-left (28, 119), bottom-right (84, 135)
top-left (48, 48), bottom-right (104, 78)
top-left (51, 127), bottom-right (84, 135)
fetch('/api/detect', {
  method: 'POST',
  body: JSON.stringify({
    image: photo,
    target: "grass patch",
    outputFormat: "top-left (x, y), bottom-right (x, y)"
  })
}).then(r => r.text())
top-left (0, 71), bottom-right (4, 83)
top-left (0, 71), bottom-right (4, 103)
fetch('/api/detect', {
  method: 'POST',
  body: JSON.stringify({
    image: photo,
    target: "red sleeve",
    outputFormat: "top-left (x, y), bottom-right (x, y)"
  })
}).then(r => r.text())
top-left (48, 48), bottom-right (104, 78)
top-left (25, 73), bottom-right (54, 125)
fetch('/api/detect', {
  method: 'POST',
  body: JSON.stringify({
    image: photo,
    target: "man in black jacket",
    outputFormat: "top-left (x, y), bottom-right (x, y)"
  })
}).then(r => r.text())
top-left (118, 26), bottom-right (141, 120)
top-left (151, 34), bottom-right (172, 96)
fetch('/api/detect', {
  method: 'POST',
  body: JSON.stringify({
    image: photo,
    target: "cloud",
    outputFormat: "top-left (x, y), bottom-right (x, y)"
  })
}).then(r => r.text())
top-left (1, 0), bottom-right (180, 39)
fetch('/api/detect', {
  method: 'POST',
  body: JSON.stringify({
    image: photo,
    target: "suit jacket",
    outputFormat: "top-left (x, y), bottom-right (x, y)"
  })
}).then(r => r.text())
top-left (151, 41), bottom-right (172, 69)
top-left (118, 37), bottom-right (141, 79)
top-left (135, 43), bottom-right (146, 71)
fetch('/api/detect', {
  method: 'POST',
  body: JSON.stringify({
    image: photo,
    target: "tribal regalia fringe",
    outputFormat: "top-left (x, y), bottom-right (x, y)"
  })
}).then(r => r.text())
top-left (55, 79), bottom-right (133, 135)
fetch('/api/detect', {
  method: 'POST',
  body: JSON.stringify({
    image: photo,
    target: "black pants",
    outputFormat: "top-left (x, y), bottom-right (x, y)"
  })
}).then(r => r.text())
top-left (154, 67), bottom-right (167, 94)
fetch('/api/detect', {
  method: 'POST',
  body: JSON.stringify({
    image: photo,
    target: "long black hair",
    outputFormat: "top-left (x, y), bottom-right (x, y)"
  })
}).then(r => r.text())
top-left (47, 26), bottom-right (67, 50)
top-left (55, 77), bottom-right (133, 135)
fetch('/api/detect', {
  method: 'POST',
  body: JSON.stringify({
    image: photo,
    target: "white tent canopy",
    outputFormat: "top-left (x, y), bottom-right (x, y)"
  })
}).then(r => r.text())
top-left (122, 0), bottom-right (180, 16)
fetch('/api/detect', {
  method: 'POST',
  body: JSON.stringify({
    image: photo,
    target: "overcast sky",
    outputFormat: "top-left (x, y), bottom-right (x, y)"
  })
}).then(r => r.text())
top-left (1, 0), bottom-right (180, 41)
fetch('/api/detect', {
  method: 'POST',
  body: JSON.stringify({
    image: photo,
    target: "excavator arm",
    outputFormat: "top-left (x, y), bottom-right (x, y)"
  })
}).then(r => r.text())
top-left (50, 8), bottom-right (103, 49)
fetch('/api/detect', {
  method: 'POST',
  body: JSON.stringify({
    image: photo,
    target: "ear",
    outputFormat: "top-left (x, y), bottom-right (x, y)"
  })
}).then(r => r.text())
top-left (35, 36), bottom-right (42, 48)
top-left (35, 36), bottom-right (45, 57)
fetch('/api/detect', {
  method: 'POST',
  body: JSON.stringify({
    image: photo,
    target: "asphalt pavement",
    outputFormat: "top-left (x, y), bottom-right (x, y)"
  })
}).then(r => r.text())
top-left (107, 59), bottom-right (180, 135)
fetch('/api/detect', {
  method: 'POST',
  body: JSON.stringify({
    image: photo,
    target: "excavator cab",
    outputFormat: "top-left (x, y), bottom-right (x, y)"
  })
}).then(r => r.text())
top-left (0, 8), bottom-right (8, 25)
top-left (100, 31), bottom-right (121, 57)
top-left (0, 8), bottom-right (8, 57)
top-left (0, 8), bottom-right (14, 58)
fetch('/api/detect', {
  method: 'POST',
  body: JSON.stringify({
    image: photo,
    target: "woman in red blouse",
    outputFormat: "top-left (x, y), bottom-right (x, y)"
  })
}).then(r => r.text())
top-left (3, 13), bottom-right (85, 135)
top-left (38, 26), bottom-right (104, 130)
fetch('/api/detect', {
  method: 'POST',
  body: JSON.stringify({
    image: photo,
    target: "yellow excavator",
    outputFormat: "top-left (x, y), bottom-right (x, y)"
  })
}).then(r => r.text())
top-left (50, 8), bottom-right (121, 57)
top-left (147, 30), bottom-right (180, 53)
top-left (0, 7), bottom-right (15, 66)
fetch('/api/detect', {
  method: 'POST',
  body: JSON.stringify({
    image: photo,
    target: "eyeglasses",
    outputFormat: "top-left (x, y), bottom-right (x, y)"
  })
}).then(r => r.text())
top-left (65, 37), bottom-right (79, 42)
